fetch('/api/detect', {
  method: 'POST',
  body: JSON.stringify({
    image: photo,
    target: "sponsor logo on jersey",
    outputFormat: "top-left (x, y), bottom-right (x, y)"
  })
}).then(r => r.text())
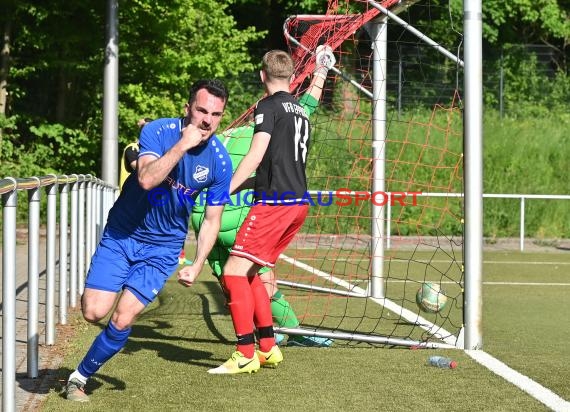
top-left (282, 101), bottom-right (308, 117)
top-left (255, 114), bottom-right (264, 125)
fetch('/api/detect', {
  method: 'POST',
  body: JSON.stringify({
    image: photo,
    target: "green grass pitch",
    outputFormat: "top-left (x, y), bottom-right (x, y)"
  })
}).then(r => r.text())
top-left (41, 249), bottom-right (569, 411)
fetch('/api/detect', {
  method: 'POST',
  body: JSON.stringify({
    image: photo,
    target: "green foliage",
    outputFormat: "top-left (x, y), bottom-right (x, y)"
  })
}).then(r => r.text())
top-left (483, 111), bottom-right (570, 238)
top-left (497, 46), bottom-right (570, 117)
top-left (434, 0), bottom-right (570, 65)
top-left (29, 123), bottom-right (96, 172)
top-left (424, 1), bottom-right (569, 72)
top-left (0, 115), bottom-right (57, 178)
top-left (2, 0), bottom-right (569, 238)
top-left (483, 0), bottom-right (570, 46)
top-left (2, 0), bottom-right (265, 176)
top-left (117, 0), bottom-right (266, 155)
top-left (305, 102), bottom-right (464, 237)
top-left (228, 0), bottom-right (327, 51)
top-left (302, 100), bottom-right (569, 239)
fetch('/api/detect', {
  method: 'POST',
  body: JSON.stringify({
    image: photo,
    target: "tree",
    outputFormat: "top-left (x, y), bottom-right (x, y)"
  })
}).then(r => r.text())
top-left (429, 0), bottom-right (570, 70)
top-left (228, 0), bottom-right (328, 51)
top-left (0, 0), bottom-right (264, 177)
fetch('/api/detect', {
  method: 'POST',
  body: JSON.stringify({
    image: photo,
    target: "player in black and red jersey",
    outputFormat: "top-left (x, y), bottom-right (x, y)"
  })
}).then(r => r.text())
top-left (205, 49), bottom-right (322, 374)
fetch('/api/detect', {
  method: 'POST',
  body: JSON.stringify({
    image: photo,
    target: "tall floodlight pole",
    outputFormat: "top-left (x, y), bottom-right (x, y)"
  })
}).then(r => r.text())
top-left (102, 0), bottom-right (119, 186)
top-left (463, 0), bottom-right (483, 349)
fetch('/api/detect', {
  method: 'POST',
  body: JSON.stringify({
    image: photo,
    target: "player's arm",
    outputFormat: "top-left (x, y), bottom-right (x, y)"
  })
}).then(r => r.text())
top-left (193, 204), bottom-right (224, 268)
top-left (229, 132), bottom-right (270, 194)
top-left (232, 176), bottom-right (256, 194)
top-left (137, 124), bottom-right (205, 190)
top-left (299, 45), bottom-right (336, 117)
top-left (178, 204), bottom-right (224, 287)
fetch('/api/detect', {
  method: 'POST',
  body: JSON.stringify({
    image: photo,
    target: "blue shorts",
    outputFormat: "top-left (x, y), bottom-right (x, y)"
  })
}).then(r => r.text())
top-left (85, 228), bottom-right (180, 305)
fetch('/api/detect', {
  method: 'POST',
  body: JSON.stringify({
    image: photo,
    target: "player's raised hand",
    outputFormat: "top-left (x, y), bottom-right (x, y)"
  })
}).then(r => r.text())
top-left (177, 263), bottom-right (200, 287)
top-left (314, 45), bottom-right (336, 79)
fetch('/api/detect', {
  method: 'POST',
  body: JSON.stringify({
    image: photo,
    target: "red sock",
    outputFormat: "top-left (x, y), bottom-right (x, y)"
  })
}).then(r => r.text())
top-left (249, 275), bottom-right (275, 352)
top-left (222, 275), bottom-right (255, 357)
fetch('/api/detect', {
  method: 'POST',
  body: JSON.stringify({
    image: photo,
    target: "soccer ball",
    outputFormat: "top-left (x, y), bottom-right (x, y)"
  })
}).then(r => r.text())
top-left (416, 282), bottom-right (448, 313)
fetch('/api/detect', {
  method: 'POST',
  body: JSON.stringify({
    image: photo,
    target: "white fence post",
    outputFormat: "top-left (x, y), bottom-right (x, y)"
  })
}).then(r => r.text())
top-left (2, 180), bottom-right (18, 412)
top-left (59, 177), bottom-right (69, 325)
top-left (27, 183), bottom-right (41, 378)
top-left (520, 196), bottom-right (525, 251)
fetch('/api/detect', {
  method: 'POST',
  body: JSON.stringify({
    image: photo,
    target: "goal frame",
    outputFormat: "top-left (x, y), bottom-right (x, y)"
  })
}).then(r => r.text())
top-left (275, 0), bottom-right (483, 350)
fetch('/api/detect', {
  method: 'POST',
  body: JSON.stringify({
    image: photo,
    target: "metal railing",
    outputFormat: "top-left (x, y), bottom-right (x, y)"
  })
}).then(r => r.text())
top-left (386, 192), bottom-right (570, 251)
top-left (305, 189), bottom-right (570, 251)
top-left (1, 174), bottom-right (117, 412)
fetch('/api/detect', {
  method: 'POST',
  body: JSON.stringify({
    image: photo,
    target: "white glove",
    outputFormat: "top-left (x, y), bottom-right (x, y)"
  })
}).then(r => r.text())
top-left (314, 45), bottom-right (336, 79)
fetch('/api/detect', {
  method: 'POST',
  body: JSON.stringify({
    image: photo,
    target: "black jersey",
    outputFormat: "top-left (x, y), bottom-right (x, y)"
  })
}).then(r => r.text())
top-left (253, 91), bottom-right (311, 204)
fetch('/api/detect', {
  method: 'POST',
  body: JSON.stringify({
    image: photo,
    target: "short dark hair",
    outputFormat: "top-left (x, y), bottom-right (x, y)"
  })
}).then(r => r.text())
top-left (188, 79), bottom-right (229, 107)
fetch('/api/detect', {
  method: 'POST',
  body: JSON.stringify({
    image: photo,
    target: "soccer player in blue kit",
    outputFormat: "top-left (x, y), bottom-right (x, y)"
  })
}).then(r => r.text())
top-left (64, 79), bottom-right (232, 402)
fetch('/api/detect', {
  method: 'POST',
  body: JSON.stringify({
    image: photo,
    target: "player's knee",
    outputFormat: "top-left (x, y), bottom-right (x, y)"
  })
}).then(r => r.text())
top-left (110, 311), bottom-right (137, 330)
top-left (82, 309), bottom-right (105, 324)
top-left (80, 289), bottom-right (116, 323)
top-left (111, 318), bottom-right (133, 331)
top-left (81, 298), bottom-right (106, 323)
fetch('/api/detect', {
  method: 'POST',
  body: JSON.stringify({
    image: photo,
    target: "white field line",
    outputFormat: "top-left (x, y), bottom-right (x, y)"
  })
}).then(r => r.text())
top-left (339, 279), bottom-right (570, 287)
top-left (466, 350), bottom-right (570, 412)
top-left (482, 282), bottom-right (570, 286)
top-left (297, 256), bottom-right (570, 265)
top-left (387, 280), bottom-right (570, 287)
top-left (280, 253), bottom-right (570, 411)
top-left (480, 261), bottom-right (570, 265)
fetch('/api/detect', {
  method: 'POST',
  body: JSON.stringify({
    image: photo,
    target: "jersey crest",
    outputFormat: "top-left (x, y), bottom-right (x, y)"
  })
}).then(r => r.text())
top-left (193, 165), bottom-right (209, 183)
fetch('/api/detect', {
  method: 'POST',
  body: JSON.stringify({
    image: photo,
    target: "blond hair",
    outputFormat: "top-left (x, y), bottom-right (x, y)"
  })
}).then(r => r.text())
top-left (261, 50), bottom-right (295, 81)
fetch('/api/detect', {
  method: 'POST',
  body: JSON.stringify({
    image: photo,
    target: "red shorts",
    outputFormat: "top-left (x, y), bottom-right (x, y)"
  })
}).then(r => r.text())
top-left (230, 204), bottom-right (309, 267)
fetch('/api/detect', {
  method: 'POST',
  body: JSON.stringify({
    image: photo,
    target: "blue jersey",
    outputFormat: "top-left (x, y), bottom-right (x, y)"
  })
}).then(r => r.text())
top-left (106, 117), bottom-right (232, 247)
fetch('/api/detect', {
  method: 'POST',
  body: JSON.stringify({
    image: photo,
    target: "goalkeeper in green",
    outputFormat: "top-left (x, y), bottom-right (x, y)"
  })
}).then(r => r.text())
top-left (190, 45), bottom-right (336, 347)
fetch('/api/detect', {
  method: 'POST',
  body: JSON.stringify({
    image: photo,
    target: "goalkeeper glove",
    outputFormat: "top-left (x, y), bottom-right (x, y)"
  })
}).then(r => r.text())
top-left (313, 45), bottom-right (336, 79)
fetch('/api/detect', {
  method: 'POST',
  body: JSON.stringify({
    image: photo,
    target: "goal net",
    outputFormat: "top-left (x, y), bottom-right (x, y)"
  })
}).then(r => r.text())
top-left (228, 0), bottom-right (465, 349)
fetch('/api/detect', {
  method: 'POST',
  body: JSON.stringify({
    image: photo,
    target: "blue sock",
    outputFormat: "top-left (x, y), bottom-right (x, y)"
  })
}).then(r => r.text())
top-left (77, 321), bottom-right (131, 378)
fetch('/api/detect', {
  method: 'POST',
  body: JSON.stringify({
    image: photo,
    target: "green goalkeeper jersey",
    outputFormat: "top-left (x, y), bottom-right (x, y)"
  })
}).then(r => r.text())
top-left (190, 92), bottom-right (319, 276)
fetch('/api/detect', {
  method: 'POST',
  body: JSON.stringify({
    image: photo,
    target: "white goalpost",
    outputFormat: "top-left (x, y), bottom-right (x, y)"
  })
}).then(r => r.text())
top-left (462, 0), bottom-right (483, 351)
